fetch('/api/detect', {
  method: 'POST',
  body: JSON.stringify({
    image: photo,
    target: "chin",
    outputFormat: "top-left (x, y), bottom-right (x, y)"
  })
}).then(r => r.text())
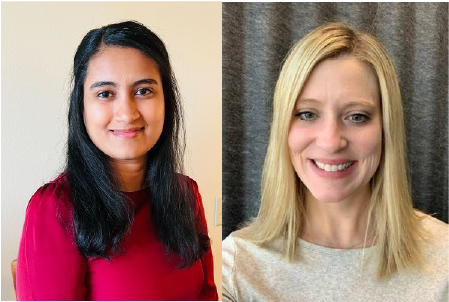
top-left (107, 151), bottom-right (148, 162)
top-left (309, 189), bottom-right (351, 204)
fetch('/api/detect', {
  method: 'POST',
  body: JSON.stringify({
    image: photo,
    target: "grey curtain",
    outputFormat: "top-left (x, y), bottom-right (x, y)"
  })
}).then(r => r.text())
top-left (223, 3), bottom-right (448, 239)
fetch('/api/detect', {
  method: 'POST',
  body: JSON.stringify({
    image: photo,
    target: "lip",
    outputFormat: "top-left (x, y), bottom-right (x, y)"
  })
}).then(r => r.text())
top-left (309, 159), bottom-right (357, 179)
top-left (313, 158), bottom-right (354, 165)
top-left (110, 127), bottom-right (144, 138)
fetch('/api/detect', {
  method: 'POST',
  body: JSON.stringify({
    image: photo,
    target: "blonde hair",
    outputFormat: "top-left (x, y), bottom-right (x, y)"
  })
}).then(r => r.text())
top-left (243, 23), bottom-right (427, 279)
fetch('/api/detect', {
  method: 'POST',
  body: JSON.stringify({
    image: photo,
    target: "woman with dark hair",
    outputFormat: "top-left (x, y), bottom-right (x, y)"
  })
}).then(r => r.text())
top-left (16, 20), bottom-right (218, 300)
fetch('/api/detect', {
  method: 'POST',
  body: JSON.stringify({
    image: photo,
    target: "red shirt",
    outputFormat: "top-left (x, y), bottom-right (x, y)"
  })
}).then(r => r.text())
top-left (17, 174), bottom-right (218, 300)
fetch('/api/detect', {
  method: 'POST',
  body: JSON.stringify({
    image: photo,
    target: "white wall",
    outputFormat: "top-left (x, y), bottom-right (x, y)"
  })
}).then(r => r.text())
top-left (1, 2), bottom-right (222, 300)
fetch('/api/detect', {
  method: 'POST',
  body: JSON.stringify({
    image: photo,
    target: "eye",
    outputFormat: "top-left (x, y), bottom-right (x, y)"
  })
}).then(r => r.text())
top-left (97, 91), bottom-right (114, 98)
top-left (296, 111), bottom-right (317, 121)
top-left (347, 113), bottom-right (370, 124)
top-left (135, 87), bottom-right (153, 96)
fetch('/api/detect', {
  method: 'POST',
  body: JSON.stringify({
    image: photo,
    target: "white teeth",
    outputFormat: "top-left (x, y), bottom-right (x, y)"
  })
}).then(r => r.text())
top-left (314, 160), bottom-right (352, 172)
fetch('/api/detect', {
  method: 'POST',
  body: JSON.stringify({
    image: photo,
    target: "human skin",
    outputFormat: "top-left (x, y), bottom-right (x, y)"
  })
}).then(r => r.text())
top-left (83, 46), bottom-right (165, 191)
top-left (288, 56), bottom-right (382, 205)
top-left (288, 56), bottom-right (383, 248)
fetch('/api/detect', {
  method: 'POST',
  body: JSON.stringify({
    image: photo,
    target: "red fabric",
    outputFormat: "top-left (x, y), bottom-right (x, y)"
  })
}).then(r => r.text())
top-left (16, 174), bottom-right (218, 301)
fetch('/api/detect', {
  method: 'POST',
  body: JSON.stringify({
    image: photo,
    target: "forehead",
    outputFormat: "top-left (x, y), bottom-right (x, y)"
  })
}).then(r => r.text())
top-left (298, 56), bottom-right (380, 107)
top-left (84, 46), bottom-right (161, 84)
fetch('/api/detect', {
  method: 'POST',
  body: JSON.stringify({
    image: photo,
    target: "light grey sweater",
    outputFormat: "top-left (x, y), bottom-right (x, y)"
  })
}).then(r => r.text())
top-left (222, 214), bottom-right (448, 302)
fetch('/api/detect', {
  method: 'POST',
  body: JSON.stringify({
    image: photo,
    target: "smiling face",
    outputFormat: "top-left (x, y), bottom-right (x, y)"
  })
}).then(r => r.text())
top-left (288, 56), bottom-right (382, 203)
top-left (83, 46), bottom-right (165, 163)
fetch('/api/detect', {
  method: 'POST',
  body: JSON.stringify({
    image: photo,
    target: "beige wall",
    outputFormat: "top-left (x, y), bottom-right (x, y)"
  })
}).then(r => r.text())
top-left (1, 2), bottom-right (222, 300)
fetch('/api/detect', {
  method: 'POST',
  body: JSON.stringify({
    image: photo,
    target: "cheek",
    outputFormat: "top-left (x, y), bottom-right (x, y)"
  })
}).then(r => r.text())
top-left (84, 102), bottom-right (110, 130)
top-left (288, 126), bottom-right (299, 158)
top-left (355, 125), bottom-right (383, 172)
top-left (288, 123), bottom-right (312, 155)
top-left (143, 100), bottom-right (165, 124)
top-left (367, 125), bottom-right (382, 158)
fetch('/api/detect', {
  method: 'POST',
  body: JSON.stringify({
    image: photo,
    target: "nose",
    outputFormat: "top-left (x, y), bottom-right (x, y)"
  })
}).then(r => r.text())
top-left (315, 118), bottom-right (347, 153)
top-left (114, 93), bottom-right (140, 123)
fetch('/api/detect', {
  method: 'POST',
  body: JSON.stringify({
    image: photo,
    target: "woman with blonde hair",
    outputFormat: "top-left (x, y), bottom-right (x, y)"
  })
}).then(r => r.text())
top-left (222, 23), bottom-right (448, 301)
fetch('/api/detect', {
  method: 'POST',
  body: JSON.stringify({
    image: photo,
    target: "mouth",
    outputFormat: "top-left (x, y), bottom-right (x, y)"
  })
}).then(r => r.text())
top-left (111, 127), bottom-right (144, 133)
top-left (312, 159), bottom-right (355, 172)
top-left (110, 127), bottom-right (144, 138)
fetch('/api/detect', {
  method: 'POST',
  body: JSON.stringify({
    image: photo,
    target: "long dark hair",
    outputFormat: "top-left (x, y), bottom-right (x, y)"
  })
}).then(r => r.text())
top-left (66, 20), bottom-right (210, 267)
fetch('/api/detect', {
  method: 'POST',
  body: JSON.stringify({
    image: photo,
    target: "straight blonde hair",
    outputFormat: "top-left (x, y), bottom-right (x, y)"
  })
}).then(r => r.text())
top-left (243, 23), bottom-right (427, 279)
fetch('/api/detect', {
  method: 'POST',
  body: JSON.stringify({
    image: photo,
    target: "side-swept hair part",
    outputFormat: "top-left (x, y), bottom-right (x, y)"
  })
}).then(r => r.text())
top-left (244, 23), bottom-right (427, 279)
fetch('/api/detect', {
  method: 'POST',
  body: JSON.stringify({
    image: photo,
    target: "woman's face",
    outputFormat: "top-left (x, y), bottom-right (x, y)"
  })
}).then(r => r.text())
top-left (83, 46), bottom-right (165, 163)
top-left (288, 56), bottom-right (382, 203)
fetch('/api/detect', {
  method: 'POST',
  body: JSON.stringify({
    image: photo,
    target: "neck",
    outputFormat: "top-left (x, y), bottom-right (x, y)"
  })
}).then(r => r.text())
top-left (301, 185), bottom-right (375, 249)
top-left (111, 156), bottom-right (147, 192)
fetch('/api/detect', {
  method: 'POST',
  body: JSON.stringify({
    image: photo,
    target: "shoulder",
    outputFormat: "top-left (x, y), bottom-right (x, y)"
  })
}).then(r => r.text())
top-left (223, 228), bottom-right (284, 258)
top-left (17, 175), bottom-right (86, 300)
top-left (31, 172), bottom-right (71, 199)
top-left (223, 227), bottom-right (289, 276)
top-left (178, 174), bottom-right (199, 191)
top-left (222, 232), bottom-right (242, 302)
top-left (19, 172), bottom-right (78, 266)
top-left (416, 211), bottom-right (448, 245)
top-left (223, 229), bottom-right (282, 273)
top-left (223, 231), bottom-right (247, 276)
top-left (222, 233), bottom-right (238, 302)
top-left (419, 212), bottom-right (448, 247)
top-left (223, 230), bottom-right (285, 301)
top-left (177, 174), bottom-right (203, 209)
top-left (223, 229), bottom-right (257, 255)
top-left (416, 212), bottom-right (448, 269)
top-left (29, 172), bottom-right (71, 203)
top-left (26, 172), bottom-right (73, 227)
top-left (177, 174), bottom-right (209, 229)
top-left (174, 173), bottom-right (199, 194)
top-left (419, 212), bottom-right (448, 236)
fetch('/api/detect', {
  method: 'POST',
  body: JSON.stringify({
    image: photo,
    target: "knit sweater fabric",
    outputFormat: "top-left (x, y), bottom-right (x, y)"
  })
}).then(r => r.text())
top-left (222, 214), bottom-right (448, 302)
top-left (17, 173), bottom-right (218, 300)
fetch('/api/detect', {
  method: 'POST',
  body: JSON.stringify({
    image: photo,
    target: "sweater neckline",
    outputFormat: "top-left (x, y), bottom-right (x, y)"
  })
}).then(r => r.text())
top-left (298, 238), bottom-right (377, 255)
top-left (121, 186), bottom-right (149, 194)
top-left (122, 188), bottom-right (150, 209)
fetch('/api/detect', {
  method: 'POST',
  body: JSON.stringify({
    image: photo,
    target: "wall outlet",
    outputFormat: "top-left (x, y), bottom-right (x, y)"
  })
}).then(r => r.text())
top-left (214, 197), bottom-right (222, 226)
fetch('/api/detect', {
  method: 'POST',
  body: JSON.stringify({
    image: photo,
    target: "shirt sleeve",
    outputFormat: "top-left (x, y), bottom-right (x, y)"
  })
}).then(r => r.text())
top-left (191, 180), bottom-right (219, 301)
top-left (16, 182), bottom-right (87, 300)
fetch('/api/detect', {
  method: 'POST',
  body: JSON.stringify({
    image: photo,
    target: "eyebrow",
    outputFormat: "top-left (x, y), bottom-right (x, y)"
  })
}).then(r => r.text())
top-left (89, 78), bottom-right (158, 90)
top-left (342, 100), bottom-right (377, 110)
top-left (297, 98), bottom-right (377, 109)
top-left (297, 98), bottom-right (320, 107)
